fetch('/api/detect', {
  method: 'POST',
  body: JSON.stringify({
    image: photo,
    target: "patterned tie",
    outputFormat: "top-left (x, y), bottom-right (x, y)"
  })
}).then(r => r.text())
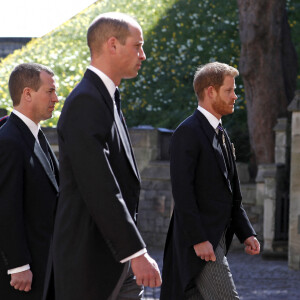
top-left (217, 124), bottom-right (231, 171)
top-left (114, 88), bottom-right (121, 116)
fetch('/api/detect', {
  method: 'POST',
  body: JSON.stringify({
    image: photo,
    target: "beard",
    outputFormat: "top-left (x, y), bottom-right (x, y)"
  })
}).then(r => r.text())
top-left (212, 94), bottom-right (234, 117)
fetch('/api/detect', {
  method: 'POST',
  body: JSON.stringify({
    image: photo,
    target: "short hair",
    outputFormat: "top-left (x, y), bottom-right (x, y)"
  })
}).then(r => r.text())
top-left (87, 12), bottom-right (139, 57)
top-left (9, 63), bottom-right (54, 106)
top-left (193, 62), bottom-right (239, 101)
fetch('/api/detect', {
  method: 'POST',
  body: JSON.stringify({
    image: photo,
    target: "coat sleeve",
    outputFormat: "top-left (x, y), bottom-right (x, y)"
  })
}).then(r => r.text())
top-left (170, 124), bottom-right (208, 246)
top-left (0, 139), bottom-right (32, 269)
top-left (225, 132), bottom-right (257, 243)
top-left (231, 200), bottom-right (257, 243)
top-left (58, 93), bottom-right (145, 261)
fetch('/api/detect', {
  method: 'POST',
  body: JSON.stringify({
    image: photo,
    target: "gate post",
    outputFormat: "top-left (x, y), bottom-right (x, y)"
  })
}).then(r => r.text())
top-left (287, 91), bottom-right (300, 270)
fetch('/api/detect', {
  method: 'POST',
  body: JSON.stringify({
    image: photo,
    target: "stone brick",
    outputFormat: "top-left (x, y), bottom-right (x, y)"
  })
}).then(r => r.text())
top-left (37, 126), bottom-right (266, 254)
top-left (141, 161), bottom-right (170, 180)
top-left (241, 183), bottom-right (256, 204)
top-left (236, 162), bottom-right (250, 183)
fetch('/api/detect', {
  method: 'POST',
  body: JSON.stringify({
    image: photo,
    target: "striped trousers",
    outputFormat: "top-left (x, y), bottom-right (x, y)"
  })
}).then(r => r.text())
top-left (187, 233), bottom-right (239, 300)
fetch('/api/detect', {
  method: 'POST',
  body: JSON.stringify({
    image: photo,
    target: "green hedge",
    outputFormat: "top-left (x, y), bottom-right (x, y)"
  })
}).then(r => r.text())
top-left (0, 0), bottom-right (299, 162)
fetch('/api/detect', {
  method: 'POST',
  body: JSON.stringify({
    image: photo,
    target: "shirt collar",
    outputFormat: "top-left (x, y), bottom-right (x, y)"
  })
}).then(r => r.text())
top-left (197, 105), bottom-right (221, 131)
top-left (88, 65), bottom-right (116, 101)
top-left (12, 109), bottom-right (40, 140)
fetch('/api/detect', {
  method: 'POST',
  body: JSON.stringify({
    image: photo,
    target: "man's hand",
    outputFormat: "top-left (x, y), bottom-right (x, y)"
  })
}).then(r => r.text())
top-left (10, 269), bottom-right (32, 292)
top-left (131, 253), bottom-right (162, 288)
top-left (193, 241), bottom-right (216, 262)
top-left (244, 236), bottom-right (260, 255)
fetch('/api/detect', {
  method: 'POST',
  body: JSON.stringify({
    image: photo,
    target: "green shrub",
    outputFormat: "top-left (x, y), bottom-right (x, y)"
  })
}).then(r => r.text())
top-left (0, 0), bottom-right (299, 162)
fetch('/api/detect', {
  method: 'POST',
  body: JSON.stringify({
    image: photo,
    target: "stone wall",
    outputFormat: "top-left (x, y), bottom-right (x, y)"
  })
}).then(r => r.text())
top-left (226, 163), bottom-right (262, 250)
top-left (129, 127), bottom-right (173, 248)
top-left (43, 126), bottom-right (59, 156)
top-left (258, 118), bottom-right (290, 259)
top-left (43, 126), bottom-right (262, 250)
top-left (0, 38), bottom-right (31, 58)
top-left (288, 91), bottom-right (300, 270)
top-left (128, 128), bottom-right (262, 250)
top-left (41, 94), bottom-right (299, 269)
top-left (139, 161), bottom-right (173, 248)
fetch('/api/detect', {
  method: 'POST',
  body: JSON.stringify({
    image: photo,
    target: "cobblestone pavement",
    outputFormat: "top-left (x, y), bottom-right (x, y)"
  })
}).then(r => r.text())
top-left (144, 248), bottom-right (300, 300)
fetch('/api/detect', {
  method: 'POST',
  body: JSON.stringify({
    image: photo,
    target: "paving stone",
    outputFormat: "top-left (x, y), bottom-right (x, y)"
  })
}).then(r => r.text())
top-left (144, 248), bottom-right (300, 299)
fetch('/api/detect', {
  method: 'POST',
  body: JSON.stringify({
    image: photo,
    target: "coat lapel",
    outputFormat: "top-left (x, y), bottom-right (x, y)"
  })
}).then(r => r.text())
top-left (223, 129), bottom-right (235, 164)
top-left (113, 108), bottom-right (140, 181)
top-left (194, 110), bottom-right (232, 193)
top-left (48, 141), bottom-right (59, 182)
top-left (223, 128), bottom-right (242, 199)
top-left (84, 69), bottom-right (140, 182)
top-left (10, 113), bottom-right (59, 192)
top-left (120, 113), bottom-right (140, 180)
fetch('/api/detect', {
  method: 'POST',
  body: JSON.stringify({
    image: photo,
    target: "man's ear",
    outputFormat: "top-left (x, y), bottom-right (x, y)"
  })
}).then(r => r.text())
top-left (107, 36), bottom-right (118, 54)
top-left (23, 87), bottom-right (32, 102)
top-left (206, 86), bottom-right (216, 98)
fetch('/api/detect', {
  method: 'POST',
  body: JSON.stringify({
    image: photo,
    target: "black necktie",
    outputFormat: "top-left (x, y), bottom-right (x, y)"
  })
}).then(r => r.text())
top-left (38, 130), bottom-right (54, 171)
top-left (217, 124), bottom-right (231, 171)
top-left (114, 88), bottom-right (121, 116)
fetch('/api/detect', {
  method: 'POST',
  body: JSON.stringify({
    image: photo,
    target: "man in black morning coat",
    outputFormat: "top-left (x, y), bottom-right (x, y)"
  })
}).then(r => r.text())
top-left (0, 63), bottom-right (59, 299)
top-left (161, 62), bottom-right (260, 300)
top-left (43, 12), bottom-right (161, 300)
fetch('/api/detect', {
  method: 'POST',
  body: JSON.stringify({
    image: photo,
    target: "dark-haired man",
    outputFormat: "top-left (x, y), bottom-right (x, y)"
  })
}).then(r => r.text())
top-left (161, 62), bottom-right (260, 300)
top-left (0, 63), bottom-right (59, 299)
top-left (45, 12), bottom-right (161, 300)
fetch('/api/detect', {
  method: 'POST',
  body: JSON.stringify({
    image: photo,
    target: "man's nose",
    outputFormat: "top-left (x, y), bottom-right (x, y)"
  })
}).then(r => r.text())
top-left (52, 92), bottom-right (59, 102)
top-left (140, 48), bottom-right (146, 61)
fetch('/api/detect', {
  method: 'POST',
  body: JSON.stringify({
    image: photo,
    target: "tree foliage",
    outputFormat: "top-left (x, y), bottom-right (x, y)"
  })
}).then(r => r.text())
top-left (0, 0), bottom-right (299, 162)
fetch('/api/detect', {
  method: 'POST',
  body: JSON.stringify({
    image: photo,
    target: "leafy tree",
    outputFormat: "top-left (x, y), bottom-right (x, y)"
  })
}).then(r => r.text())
top-left (238, 0), bottom-right (298, 168)
top-left (0, 0), bottom-right (299, 163)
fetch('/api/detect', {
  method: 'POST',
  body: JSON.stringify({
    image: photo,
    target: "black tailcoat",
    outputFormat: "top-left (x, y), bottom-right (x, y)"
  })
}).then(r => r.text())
top-left (160, 110), bottom-right (256, 299)
top-left (0, 113), bottom-right (59, 300)
top-left (44, 69), bottom-right (145, 300)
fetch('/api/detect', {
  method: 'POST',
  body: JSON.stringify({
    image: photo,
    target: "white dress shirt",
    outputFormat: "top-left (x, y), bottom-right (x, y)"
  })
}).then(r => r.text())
top-left (12, 109), bottom-right (40, 139)
top-left (88, 66), bottom-right (147, 263)
top-left (7, 110), bottom-right (41, 275)
top-left (197, 105), bottom-right (221, 132)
